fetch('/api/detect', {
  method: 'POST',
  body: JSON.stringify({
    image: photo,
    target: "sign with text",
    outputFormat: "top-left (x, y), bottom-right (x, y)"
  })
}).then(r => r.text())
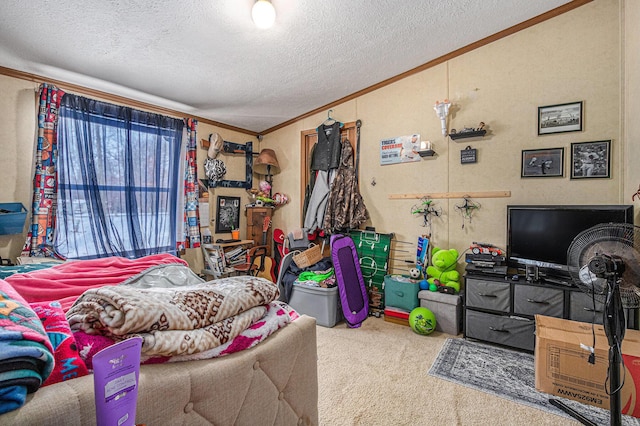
top-left (460, 146), bottom-right (477, 164)
top-left (380, 134), bottom-right (421, 165)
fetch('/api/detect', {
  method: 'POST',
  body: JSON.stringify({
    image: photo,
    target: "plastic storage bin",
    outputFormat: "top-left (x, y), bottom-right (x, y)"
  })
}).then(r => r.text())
top-left (288, 283), bottom-right (342, 327)
top-left (0, 203), bottom-right (27, 235)
top-left (384, 275), bottom-right (420, 312)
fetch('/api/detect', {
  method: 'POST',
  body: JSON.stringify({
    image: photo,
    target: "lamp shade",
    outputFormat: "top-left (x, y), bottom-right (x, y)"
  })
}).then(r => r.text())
top-left (254, 149), bottom-right (280, 175)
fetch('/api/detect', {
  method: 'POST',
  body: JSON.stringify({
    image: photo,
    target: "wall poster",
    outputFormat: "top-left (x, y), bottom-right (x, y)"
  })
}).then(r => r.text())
top-left (380, 134), bottom-right (421, 165)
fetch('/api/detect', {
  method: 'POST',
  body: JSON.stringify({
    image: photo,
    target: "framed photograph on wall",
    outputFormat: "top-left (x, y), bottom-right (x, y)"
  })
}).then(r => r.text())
top-left (215, 196), bottom-right (241, 233)
top-left (570, 140), bottom-right (611, 179)
top-left (521, 148), bottom-right (564, 178)
top-left (538, 101), bottom-right (583, 135)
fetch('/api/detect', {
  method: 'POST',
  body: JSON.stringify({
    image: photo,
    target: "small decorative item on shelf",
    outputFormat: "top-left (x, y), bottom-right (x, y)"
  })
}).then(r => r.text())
top-left (449, 122), bottom-right (487, 140)
top-left (418, 141), bottom-right (436, 157)
top-left (231, 227), bottom-right (240, 240)
top-left (247, 182), bottom-right (276, 207)
top-left (273, 192), bottom-right (289, 206)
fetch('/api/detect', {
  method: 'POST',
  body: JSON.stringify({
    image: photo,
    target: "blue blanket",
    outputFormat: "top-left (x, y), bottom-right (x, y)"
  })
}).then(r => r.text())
top-left (0, 281), bottom-right (54, 414)
top-left (0, 262), bottom-right (59, 280)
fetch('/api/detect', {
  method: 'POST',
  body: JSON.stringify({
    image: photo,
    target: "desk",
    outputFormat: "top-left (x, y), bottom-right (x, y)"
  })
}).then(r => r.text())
top-left (201, 240), bottom-right (254, 279)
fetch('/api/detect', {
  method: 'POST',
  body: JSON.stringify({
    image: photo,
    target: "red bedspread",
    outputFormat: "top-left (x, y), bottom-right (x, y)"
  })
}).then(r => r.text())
top-left (5, 254), bottom-right (187, 312)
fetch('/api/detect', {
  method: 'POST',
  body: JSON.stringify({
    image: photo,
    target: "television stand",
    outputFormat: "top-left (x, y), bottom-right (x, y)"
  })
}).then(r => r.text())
top-left (463, 273), bottom-right (639, 352)
top-left (540, 275), bottom-right (572, 287)
top-left (524, 265), bottom-right (572, 287)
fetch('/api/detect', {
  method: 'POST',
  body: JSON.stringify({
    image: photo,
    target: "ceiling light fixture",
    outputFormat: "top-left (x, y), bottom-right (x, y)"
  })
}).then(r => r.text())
top-left (252, 0), bottom-right (276, 29)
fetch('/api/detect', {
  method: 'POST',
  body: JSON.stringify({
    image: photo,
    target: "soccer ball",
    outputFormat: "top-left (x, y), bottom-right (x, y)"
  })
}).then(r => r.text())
top-left (409, 268), bottom-right (421, 279)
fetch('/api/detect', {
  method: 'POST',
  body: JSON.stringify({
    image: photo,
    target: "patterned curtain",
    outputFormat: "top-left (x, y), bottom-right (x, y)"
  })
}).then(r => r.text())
top-left (21, 83), bottom-right (65, 258)
top-left (179, 118), bottom-right (201, 250)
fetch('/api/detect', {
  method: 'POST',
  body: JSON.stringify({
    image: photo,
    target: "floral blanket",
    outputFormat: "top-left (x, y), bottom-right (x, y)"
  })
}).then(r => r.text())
top-left (66, 276), bottom-right (280, 357)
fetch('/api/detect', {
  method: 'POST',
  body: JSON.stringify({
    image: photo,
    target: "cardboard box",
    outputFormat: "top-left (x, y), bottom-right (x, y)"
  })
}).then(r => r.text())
top-left (535, 315), bottom-right (640, 418)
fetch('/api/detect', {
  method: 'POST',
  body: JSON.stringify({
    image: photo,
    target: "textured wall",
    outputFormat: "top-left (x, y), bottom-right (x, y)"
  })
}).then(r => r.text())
top-left (265, 0), bottom-right (630, 274)
top-left (0, 0), bottom-right (632, 269)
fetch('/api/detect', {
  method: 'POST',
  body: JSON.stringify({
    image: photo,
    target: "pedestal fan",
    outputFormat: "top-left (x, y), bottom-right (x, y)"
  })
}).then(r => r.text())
top-left (552, 223), bottom-right (640, 426)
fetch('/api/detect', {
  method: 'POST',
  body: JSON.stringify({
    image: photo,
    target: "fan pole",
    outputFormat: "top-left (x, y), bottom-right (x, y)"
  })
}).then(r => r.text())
top-left (608, 344), bottom-right (622, 426)
top-left (604, 281), bottom-right (625, 426)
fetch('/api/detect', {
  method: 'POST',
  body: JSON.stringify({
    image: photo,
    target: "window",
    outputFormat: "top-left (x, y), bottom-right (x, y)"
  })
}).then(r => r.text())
top-left (54, 95), bottom-right (184, 259)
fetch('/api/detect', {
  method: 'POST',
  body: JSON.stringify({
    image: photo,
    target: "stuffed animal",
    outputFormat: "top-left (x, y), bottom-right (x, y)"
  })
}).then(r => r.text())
top-left (426, 247), bottom-right (461, 293)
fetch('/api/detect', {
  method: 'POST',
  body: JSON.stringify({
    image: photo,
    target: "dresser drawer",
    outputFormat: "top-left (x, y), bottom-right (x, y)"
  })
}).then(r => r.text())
top-left (569, 291), bottom-right (604, 324)
top-left (465, 277), bottom-right (510, 313)
top-left (513, 284), bottom-right (563, 318)
top-left (465, 309), bottom-right (534, 351)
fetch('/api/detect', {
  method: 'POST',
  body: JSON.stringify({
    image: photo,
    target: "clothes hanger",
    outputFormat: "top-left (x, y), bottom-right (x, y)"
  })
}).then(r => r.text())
top-left (317, 109), bottom-right (344, 131)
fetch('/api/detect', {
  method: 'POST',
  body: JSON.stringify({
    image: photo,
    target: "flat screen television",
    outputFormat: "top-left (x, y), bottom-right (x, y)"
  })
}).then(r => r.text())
top-left (507, 204), bottom-right (634, 283)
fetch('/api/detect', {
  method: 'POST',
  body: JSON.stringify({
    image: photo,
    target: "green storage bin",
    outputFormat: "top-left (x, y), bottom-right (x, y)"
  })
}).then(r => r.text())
top-left (384, 275), bottom-right (420, 312)
top-left (0, 203), bottom-right (28, 235)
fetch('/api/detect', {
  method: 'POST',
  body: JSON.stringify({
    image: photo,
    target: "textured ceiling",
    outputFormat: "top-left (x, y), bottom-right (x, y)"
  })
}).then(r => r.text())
top-left (0, 0), bottom-right (577, 133)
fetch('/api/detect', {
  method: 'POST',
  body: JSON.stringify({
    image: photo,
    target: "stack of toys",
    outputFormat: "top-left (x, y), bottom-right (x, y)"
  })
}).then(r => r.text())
top-left (464, 241), bottom-right (507, 276)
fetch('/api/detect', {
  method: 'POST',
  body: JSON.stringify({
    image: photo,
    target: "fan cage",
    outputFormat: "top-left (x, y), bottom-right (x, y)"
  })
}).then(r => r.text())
top-left (566, 223), bottom-right (640, 308)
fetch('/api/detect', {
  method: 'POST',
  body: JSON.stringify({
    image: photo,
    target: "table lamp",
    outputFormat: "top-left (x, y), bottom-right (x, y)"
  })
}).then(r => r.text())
top-left (253, 149), bottom-right (280, 199)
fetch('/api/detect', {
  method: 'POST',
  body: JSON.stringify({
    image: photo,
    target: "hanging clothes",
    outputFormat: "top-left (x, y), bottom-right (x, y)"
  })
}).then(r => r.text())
top-left (323, 139), bottom-right (368, 233)
top-left (303, 121), bottom-right (343, 230)
top-left (311, 122), bottom-right (342, 171)
top-left (304, 170), bottom-right (334, 230)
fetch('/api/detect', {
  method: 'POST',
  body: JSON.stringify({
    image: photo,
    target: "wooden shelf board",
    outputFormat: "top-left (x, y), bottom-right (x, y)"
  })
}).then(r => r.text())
top-left (388, 191), bottom-right (511, 200)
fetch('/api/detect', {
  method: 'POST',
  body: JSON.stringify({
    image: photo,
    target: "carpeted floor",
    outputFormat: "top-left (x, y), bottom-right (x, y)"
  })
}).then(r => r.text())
top-left (429, 338), bottom-right (640, 426)
top-left (315, 317), bottom-right (638, 425)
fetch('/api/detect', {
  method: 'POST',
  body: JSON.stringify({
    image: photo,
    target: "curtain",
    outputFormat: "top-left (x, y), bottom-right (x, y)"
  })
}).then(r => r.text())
top-left (21, 83), bottom-right (65, 258)
top-left (54, 94), bottom-right (184, 259)
top-left (178, 118), bottom-right (201, 251)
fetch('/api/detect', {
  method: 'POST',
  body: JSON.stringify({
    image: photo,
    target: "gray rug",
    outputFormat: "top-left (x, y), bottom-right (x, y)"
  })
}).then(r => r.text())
top-left (428, 338), bottom-right (640, 425)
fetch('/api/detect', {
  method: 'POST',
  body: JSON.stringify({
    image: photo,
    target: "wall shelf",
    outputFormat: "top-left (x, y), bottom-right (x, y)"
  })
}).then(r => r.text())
top-left (449, 129), bottom-right (486, 140)
top-left (418, 149), bottom-right (436, 157)
top-left (388, 190), bottom-right (510, 200)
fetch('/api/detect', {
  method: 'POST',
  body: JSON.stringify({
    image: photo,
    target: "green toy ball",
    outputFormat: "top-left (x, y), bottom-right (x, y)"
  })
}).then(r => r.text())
top-left (409, 307), bottom-right (437, 335)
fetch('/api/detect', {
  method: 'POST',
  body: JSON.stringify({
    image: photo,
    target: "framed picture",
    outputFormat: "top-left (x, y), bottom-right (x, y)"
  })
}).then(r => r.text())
top-left (570, 140), bottom-right (611, 179)
top-left (521, 148), bottom-right (564, 178)
top-left (215, 196), bottom-right (241, 233)
top-left (538, 101), bottom-right (583, 135)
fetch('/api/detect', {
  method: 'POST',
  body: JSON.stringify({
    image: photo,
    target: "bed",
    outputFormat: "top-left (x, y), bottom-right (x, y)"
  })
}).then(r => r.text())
top-left (0, 254), bottom-right (319, 425)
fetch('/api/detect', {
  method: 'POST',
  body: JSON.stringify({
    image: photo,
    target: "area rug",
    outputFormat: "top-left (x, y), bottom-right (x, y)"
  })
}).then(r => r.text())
top-left (428, 338), bottom-right (640, 425)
